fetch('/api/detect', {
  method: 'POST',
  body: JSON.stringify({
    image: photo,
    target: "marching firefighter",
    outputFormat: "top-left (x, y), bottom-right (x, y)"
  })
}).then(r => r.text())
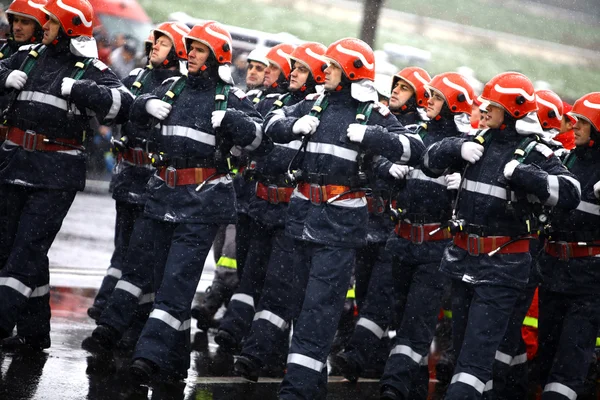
top-left (388, 66), bottom-right (431, 126)
top-left (119, 21), bottom-right (263, 385)
top-left (537, 92), bottom-right (600, 400)
top-left (86, 21), bottom-right (190, 324)
top-left (224, 42), bottom-right (330, 381)
top-left (0, 0), bottom-right (133, 350)
top-left (420, 71), bottom-right (580, 399)
top-left (244, 47), bottom-right (268, 97)
top-left (380, 72), bottom-right (474, 400)
top-left (216, 42), bottom-right (314, 357)
top-left (264, 37), bottom-right (425, 399)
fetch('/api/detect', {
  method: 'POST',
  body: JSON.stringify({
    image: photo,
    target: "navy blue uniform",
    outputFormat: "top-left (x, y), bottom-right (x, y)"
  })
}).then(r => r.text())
top-left (537, 146), bottom-right (600, 399)
top-left (266, 87), bottom-right (424, 399)
top-left (0, 42), bottom-right (132, 343)
top-left (422, 124), bottom-right (580, 399)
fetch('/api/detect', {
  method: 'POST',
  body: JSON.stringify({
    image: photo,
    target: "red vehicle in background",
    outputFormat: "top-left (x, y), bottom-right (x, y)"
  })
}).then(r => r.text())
top-left (88, 0), bottom-right (153, 44)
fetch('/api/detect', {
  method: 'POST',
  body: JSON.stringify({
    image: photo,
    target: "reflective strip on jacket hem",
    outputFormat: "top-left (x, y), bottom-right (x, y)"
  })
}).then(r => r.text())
top-left (161, 125), bottom-right (215, 146)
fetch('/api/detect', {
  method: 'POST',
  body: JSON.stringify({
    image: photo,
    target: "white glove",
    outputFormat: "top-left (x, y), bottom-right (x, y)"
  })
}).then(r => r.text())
top-left (460, 141), bottom-right (484, 164)
top-left (594, 181), bottom-right (600, 199)
top-left (346, 124), bottom-right (367, 143)
top-left (5, 70), bottom-right (27, 90)
top-left (212, 110), bottom-right (226, 129)
top-left (445, 172), bottom-right (461, 190)
top-left (230, 145), bottom-right (242, 157)
top-left (503, 159), bottom-right (520, 180)
top-left (292, 115), bottom-right (320, 135)
top-left (61, 77), bottom-right (76, 96)
top-left (145, 99), bottom-right (172, 120)
top-left (389, 164), bottom-right (412, 179)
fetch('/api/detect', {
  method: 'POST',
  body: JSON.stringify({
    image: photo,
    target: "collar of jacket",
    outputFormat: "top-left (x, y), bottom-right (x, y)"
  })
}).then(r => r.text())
top-left (151, 68), bottom-right (181, 83)
top-left (428, 115), bottom-right (459, 137)
top-left (186, 72), bottom-right (219, 90)
top-left (489, 124), bottom-right (522, 144)
top-left (324, 86), bottom-right (356, 106)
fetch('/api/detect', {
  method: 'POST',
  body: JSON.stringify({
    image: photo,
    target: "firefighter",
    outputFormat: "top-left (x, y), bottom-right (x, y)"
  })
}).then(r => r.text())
top-left (0, 0), bottom-right (133, 350)
top-left (420, 71), bottom-right (580, 399)
top-left (245, 47), bottom-right (268, 93)
top-left (264, 37), bottom-right (425, 399)
top-left (537, 92), bottom-right (600, 400)
top-left (388, 66), bottom-right (431, 126)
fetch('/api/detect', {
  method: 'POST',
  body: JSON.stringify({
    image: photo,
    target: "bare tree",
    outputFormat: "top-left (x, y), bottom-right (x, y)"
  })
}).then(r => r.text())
top-left (359, 0), bottom-right (385, 47)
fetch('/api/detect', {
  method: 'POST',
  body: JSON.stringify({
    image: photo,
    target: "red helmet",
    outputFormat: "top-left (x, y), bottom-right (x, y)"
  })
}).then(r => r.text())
top-left (324, 37), bottom-right (375, 81)
top-left (42, 0), bottom-right (94, 38)
top-left (392, 66), bottom-right (431, 107)
top-left (427, 72), bottom-right (475, 115)
top-left (289, 42), bottom-right (328, 84)
top-left (186, 21), bottom-right (233, 64)
top-left (6, 0), bottom-right (47, 27)
top-left (535, 89), bottom-right (563, 130)
top-left (570, 92), bottom-right (600, 132)
top-left (266, 43), bottom-right (295, 79)
top-left (480, 72), bottom-right (537, 119)
top-left (153, 22), bottom-right (190, 61)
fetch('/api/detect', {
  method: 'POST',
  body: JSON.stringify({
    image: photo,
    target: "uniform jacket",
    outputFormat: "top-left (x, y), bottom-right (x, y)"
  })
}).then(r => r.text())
top-left (265, 87), bottom-right (425, 248)
top-left (422, 124), bottom-right (580, 288)
top-left (540, 144), bottom-right (600, 295)
top-left (129, 71), bottom-right (264, 224)
top-left (109, 66), bottom-right (181, 205)
top-left (0, 42), bottom-right (133, 191)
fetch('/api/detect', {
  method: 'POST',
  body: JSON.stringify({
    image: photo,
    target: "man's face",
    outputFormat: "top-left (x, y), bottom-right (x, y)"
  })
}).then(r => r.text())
top-left (425, 90), bottom-right (445, 119)
top-left (246, 60), bottom-right (266, 89)
top-left (389, 78), bottom-right (415, 111)
top-left (479, 111), bottom-right (488, 129)
top-left (150, 35), bottom-right (173, 67)
top-left (12, 15), bottom-right (36, 43)
top-left (574, 118), bottom-right (592, 147)
top-left (289, 61), bottom-right (309, 91)
top-left (485, 104), bottom-right (505, 129)
top-left (42, 16), bottom-right (60, 45)
top-left (324, 63), bottom-right (342, 91)
top-left (560, 116), bottom-right (574, 134)
top-left (263, 63), bottom-right (281, 87)
top-left (187, 41), bottom-right (210, 74)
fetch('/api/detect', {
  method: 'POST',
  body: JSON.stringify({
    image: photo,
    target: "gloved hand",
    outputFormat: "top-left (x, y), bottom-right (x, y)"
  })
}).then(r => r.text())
top-left (212, 110), bottom-right (226, 129)
top-left (61, 77), bottom-right (76, 96)
top-left (503, 159), bottom-right (520, 180)
top-left (292, 115), bottom-right (320, 135)
top-left (110, 136), bottom-right (129, 154)
top-left (389, 164), bottom-right (412, 179)
top-left (594, 181), bottom-right (600, 199)
top-left (445, 172), bottom-right (461, 190)
top-left (5, 70), bottom-right (27, 90)
top-left (346, 124), bottom-right (367, 143)
top-left (460, 141), bottom-right (484, 164)
top-left (145, 99), bottom-right (172, 120)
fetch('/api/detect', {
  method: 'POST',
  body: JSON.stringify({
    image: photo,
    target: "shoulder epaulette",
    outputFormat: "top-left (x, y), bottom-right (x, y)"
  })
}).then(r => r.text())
top-left (265, 93), bottom-right (280, 99)
top-left (304, 93), bottom-right (321, 101)
top-left (246, 88), bottom-right (262, 97)
top-left (92, 59), bottom-right (109, 72)
top-left (230, 87), bottom-right (246, 99)
top-left (162, 76), bottom-right (181, 85)
top-left (17, 44), bottom-right (36, 52)
top-left (373, 102), bottom-right (391, 117)
top-left (129, 67), bottom-right (144, 76)
top-left (534, 143), bottom-right (555, 159)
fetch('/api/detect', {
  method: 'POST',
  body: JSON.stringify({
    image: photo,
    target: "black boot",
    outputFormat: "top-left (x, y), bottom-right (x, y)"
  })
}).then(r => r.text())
top-left (381, 385), bottom-right (402, 400)
top-left (215, 329), bottom-right (238, 353)
top-left (81, 324), bottom-right (119, 354)
top-left (329, 351), bottom-right (361, 383)
top-left (234, 355), bottom-right (261, 383)
top-left (1, 335), bottom-right (51, 351)
top-left (129, 358), bottom-right (157, 386)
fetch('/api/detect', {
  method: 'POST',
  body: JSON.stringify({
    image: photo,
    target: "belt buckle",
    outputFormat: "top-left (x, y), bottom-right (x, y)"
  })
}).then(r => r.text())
top-left (410, 224), bottom-right (425, 244)
top-left (22, 130), bottom-right (38, 152)
top-left (309, 184), bottom-right (323, 205)
top-left (467, 234), bottom-right (480, 256)
top-left (165, 166), bottom-right (177, 188)
top-left (556, 241), bottom-right (570, 261)
top-left (267, 184), bottom-right (279, 205)
top-left (132, 148), bottom-right (145, 166)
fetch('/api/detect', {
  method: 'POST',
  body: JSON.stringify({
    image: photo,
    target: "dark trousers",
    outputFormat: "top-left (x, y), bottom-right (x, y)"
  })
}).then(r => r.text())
top-left (235, 213), bottom-right (252, 281)
top-left (92, 201), bottom-right (144, 312)
top-left (445, 280), bottom-right (520, 400)
top-left (279, 241), bottom-right (356, 400)
top-left (538, 289), bottom-right (600, 399)
top-left (0, 185), bottom-right (76, 339)
top-left (133, 219), bottom-right (219, 380)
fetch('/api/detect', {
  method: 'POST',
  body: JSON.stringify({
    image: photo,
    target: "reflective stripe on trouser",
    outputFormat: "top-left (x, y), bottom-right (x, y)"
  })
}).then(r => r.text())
top-left (543, 383), bottom-right (577, 400)
top-left (241, 230), bottom-right (297, 367)
top-left (538, 289), bottom-right (600, 400)
top-left (219, 220), bottom-right (274, 344)
top-left (134, 222), bottom-right (219, 380)
top-left (92, 202), bottom-right (144, 311)
top-left (98, 216), bottom-right (173, 335)
top-left (279, 242), bottom-right (356, 400)
top-left (380, 259), bottom-right (449, 398)
top-left (445, 281), bottom-right (521, 400)
top-left (0, 186), bottom-right (76, 335)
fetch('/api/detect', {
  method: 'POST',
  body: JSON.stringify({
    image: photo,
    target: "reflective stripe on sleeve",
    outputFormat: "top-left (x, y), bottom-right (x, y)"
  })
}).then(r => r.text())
top-left (545, 175), bottom-right (560, 206)
top-left (398, 134), bottom-right (411, 163)
top-left (106, 88), bottom-right (122, 120)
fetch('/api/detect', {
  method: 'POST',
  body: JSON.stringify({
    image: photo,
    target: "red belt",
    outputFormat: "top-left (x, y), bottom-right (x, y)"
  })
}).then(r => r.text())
top-left (118, 148), bottom-right (151, 166)
top-left (394, 222), bottom-right (452, 244)
top-left (544, 240), bottom-right (600, 260)
top-left (256, 182), bottom-right (294, 204)
top-left (454, 232), bottom-right (533, 256)
top-left (297, 182), bottom-right (365, 205)
top-left (158, 167), bottom-right (223, 188)
top-left (6, 127), bottom-right (81, 152)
